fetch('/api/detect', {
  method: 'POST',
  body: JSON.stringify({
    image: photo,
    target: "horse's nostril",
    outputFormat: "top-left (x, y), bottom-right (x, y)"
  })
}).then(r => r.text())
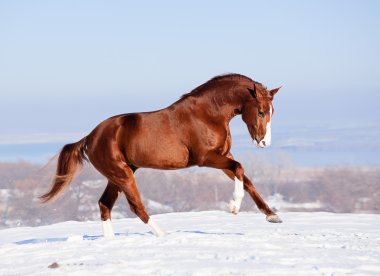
top-left (255, 136), bottom-right (260, 144)
top-left (262, 141), bottom-right (266, 146)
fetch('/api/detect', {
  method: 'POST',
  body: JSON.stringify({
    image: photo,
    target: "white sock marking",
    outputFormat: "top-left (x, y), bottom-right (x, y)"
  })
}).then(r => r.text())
top-left (233, 177), bottom-right (244, 199)
top-left (148, 219), bottom-right (166, 237)
top-left (229, 177), bottom-right (244, 214)
top-left (102, 219), bottom-right (115, 239)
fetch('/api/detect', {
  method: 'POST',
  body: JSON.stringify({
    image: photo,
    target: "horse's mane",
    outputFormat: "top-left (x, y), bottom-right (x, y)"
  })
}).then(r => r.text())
top-left (179, 73), bottom-right (265, 101)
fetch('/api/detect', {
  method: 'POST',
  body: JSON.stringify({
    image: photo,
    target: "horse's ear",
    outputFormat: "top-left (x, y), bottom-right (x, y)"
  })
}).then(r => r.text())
top-left (269, 86), bottom-right (281, 97)
top-left (247, 85), bottom-right (257, 99)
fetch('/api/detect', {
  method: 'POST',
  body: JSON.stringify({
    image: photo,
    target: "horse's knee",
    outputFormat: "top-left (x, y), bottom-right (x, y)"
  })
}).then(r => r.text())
top-left (235, 163), bottom-right (244, 181)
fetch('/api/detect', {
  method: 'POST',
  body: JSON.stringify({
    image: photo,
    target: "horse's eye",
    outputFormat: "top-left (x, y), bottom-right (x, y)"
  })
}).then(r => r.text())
top-left (258, 111), bottom-right (265, 118)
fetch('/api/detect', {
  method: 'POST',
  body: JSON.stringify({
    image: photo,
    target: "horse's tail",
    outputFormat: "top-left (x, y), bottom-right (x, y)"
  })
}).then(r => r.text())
top-left (39, 137), bottom-right (88, 203)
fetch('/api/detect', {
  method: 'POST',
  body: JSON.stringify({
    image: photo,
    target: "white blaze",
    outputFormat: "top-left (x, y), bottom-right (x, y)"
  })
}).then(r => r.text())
top-left (259, 105), bottom-right (272, 148)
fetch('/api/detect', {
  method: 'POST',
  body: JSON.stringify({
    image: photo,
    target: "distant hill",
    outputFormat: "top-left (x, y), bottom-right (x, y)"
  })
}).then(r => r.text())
top-left (0, 158), bottom-right (379, 228)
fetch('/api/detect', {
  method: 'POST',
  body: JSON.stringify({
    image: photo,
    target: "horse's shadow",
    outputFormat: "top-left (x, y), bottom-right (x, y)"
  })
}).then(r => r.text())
top-left (13, 230), bottom-right (244, 245)
top-left (175, 230), bottom-right (244, 236)
top-left (114, 230), bottom-right (245, 237)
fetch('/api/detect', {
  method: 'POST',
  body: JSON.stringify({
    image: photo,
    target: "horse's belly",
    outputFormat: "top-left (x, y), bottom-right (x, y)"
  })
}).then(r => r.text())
top-left (126, 141), bottom-right (190, 169)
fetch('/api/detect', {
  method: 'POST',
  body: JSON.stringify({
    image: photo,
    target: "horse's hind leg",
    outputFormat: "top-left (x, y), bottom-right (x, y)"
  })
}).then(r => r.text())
top-left (98, 182), bottom-right (121, 239)
top-left (107, 162), bottom-right (166, 237)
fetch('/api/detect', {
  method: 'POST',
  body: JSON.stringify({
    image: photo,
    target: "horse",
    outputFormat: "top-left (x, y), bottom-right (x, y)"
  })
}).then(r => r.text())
top-left (39, 73), bottom-right (282, 238)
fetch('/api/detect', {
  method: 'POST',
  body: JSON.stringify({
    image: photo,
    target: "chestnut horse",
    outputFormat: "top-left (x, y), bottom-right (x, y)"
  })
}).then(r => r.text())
top-left (40, 73), bottom-right (282, 238)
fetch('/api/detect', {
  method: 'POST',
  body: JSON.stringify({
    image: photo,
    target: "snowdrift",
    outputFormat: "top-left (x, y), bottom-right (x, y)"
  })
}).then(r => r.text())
top-left (1, 211), bottom-right (379, 275)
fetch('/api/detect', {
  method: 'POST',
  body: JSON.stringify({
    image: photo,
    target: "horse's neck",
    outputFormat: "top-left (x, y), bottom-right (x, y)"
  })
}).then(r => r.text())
top-left (189, 86), bottom-right (248, 125)
top-left (208, 85), bottom-right (248, 123)
top-left (173, 81), bottom-right (250, 123)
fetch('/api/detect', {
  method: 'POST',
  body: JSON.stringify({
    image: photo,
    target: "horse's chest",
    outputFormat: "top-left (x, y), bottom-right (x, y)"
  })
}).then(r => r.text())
top-left (202, 127), bottom-right (232, 154)
top-left (218, 131), bottom-right (232, 155)
top-left (197, 126), bottom-right (232, 155)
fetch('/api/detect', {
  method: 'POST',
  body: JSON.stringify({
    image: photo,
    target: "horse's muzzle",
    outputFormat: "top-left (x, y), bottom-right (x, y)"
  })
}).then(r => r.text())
top-left (254, 136), bottom-right (267, 148)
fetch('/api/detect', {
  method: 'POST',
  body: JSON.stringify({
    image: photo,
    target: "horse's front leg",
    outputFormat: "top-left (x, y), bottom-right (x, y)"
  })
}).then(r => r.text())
top-left (201, 152), bottom-right (245, 215)
top-left (222, 170), bottom-right (282, 223)
top-left (202, 152), bottom-right (282, 222)
top-left (222, 153), bottom-right (282, 223)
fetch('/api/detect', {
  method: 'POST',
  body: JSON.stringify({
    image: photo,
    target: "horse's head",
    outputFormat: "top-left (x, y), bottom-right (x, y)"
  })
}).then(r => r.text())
top-left (242, 84), bottom-right (281, 148)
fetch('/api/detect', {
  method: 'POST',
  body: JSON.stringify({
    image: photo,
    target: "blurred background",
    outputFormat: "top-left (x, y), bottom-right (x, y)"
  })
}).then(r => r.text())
top-left (1, 1), bottom-right (379, 227)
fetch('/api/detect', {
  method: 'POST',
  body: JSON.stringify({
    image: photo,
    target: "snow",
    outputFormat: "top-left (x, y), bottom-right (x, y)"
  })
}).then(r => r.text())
top-left (0, 211), bottom-right (379, 275)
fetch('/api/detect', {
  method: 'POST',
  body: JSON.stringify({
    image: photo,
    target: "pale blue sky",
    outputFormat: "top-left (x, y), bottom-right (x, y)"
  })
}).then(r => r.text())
top-left (0, 1), bottom-right (379, 141)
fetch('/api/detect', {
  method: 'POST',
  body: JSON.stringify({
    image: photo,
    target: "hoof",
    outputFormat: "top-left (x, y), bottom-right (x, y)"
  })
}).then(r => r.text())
top-left (228, 200), bottom-right (240, 215)
top-left (266, 214), bottom-right (283, 223)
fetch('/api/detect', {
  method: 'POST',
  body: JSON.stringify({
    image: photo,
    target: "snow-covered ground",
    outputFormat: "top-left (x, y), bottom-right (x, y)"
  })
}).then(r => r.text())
top-left (1, 211), bottom-right (379, 275)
